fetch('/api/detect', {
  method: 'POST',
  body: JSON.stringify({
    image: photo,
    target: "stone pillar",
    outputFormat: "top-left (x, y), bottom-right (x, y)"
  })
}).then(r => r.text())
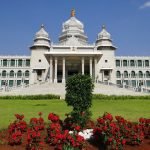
top-left (62, 57), bottom-right (66, 83)
top-left (90, 57), bottom-right (92, 77)
top-left (94, 57), bottom-right (97, 82)
top-left (54, 57), bottom-right (58, 83)
top-left (81, 57), bottom-right (84, 75)
top-left (49, 56), bottom-right (53, 83)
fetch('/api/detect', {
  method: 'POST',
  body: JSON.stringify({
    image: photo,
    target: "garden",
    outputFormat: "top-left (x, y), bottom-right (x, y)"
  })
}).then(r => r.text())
top-left (0, 74), bottom-right (150, 150)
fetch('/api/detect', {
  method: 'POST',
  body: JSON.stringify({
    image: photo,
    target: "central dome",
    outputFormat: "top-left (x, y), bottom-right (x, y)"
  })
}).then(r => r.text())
top-left (59, 9), bottom-right (88, 45)
top-left (63, 9), bottom-right (84, 31)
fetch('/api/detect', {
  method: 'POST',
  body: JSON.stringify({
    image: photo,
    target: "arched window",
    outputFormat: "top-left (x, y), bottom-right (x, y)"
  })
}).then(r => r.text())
top-left (17, 70), bottom-right (22, 77)
top-left (131, 71), bottom-right (136, 78)
top-left (123, 60), bottom-right (127, 67)
top-left (124, 71), bottom-right (128, 78)
top-left (139, 71), bottom-right (143, 78)
top-left (2, 70), bottom-right (7, 77)
top-left (25, 70), bottom-right (29, 77)
top-left (116, 71), bottom-right (121, 78)
top-left (10, 70), bottom-right (14, 77)
top-left (146, 71), bottom-right (150, 78)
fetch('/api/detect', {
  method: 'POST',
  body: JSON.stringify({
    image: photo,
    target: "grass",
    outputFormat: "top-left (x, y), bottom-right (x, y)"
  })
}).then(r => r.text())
top-left (0, 99), bottom-right (150, 129)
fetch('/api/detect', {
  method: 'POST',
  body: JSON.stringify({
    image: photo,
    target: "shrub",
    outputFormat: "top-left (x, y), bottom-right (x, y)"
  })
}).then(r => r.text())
top-left (65, 74), bottom-right (94, 111)
top-left (65, 74), bottom-right (94, 128)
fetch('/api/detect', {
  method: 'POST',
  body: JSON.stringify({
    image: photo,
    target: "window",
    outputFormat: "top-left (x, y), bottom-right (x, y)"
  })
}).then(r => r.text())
top-left (131, 80), bottom-right (136, 87)
top-left (116, 80), bottom-right (121, 85)
top-left (145, 60), bottom-right (149, 67)
top-left (10, 59), bottom-right (15, 66)
top-left (9, 80), bottom-right (14, 87)
top-left (24, 80), bottom-right (29, 85)
top-left (25, 70), bottom-right (29, 77)
top-left (116, 71), bottom-right (121, 78)
top-left (124, 71), bottom-right (128, 78)
top-left (146, 71), bottom-right (150, 78)
top-left (130, 60), bottom-right (135, 67)
top-left (17, 80), bottom-right (21, 86)
top-left (3, 59), bottom-right (7, 67)
top-left (123, 60), bottom-right (127, 67)
top-left (2, 70), bottom-right (7, 77)
top-left (17, 70), bottom-right (22, 77)
top-left (116, 60), bottom-right (120, 67)
top-left (131, 71), bottom-right (136, 78)
top-left (139, 71), bottom-right (143, 78)
top-left (10, 70), bottom-right (14, 77)
top-left (104, 70), bottom-right (109, 76)
top-left (138, 60), bottom-right (142, 67)
top-left (105, 60), bottom-right (108, 63)
top-left (26, 59), bottom-right (30, 66)
top-left (18, 59), bottom-right (22, 67)
top-left (146, 80), bottom-right (150, 87)
top-left (39, 59), bottom-right (41, 62)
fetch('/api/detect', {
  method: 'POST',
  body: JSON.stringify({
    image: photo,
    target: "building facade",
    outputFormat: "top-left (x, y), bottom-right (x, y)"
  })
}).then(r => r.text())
top-left (0, 10), bottom-right (150, 89)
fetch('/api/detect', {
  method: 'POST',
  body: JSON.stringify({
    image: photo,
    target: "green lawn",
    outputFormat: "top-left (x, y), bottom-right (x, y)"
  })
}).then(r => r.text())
top-left (0, 99), bottom-right (150, 129)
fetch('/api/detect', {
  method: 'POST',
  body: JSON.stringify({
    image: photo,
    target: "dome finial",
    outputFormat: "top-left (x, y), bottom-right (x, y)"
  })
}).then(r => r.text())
top-left (41, 24), bottom-right (44, 28)
top-left (71, 9), bottom-right (75, 17)
top-left (102, 25), bottom-right (106, 29)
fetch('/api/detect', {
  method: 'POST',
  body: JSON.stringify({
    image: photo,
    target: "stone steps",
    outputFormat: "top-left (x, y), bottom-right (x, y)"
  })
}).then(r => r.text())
top-left (0, 83), bottom-right (149, 99)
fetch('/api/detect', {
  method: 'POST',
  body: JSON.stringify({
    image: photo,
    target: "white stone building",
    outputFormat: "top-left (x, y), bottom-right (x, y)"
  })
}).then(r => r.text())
top-left (0, 10), bottom-right (150, 90)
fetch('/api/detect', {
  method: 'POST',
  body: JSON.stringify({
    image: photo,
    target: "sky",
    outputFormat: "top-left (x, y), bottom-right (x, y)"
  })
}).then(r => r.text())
top-left (0, 0), bottom-right (150, 56)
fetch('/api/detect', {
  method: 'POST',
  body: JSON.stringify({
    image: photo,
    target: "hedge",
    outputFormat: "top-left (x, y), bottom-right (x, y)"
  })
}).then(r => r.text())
top-left (92, 94), bottom-right (150, 100)
top-left (0, 94), bottom-right (60, 100)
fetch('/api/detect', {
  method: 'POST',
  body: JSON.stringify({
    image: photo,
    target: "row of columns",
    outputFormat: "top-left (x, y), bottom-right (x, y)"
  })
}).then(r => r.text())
top-left (49, 56), bottom-right (97, 83)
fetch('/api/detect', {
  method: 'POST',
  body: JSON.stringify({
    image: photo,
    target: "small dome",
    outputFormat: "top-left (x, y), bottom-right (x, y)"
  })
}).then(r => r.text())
top-left (97, 25), bottom-right (111, 40)
top-left (31, 24), bottom-right (51, 49)
top-left (35, 24), bottom-right (49, 40)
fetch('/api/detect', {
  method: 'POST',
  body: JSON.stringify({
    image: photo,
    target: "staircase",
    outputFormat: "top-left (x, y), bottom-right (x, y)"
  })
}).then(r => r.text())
top-left (0, 82), bottom-right (149, 99)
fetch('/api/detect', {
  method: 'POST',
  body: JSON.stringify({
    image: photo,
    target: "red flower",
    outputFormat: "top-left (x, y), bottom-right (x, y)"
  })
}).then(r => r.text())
top-left (74, 125), bottom-right (81, 131)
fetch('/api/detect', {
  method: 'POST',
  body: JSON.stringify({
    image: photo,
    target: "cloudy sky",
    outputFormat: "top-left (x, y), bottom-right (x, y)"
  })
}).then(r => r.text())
top-left (0, 0), bottom-right (150, 56)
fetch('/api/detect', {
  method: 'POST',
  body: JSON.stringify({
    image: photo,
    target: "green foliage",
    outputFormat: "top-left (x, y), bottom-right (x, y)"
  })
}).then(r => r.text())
top-left (0, 94), bottom-right (60, 100)
top-left (65, 74), bottom-right (94, 111)
top-left (70, 110), bottom-right (92, 128)
top-left (93, 94), bottom-right (150, 100)
top-left (65, 74), bottom-right (94, 128)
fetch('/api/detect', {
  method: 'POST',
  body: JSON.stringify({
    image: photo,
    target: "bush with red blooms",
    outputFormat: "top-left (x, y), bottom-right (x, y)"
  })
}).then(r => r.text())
top-left (93, 112), bottom-right (147, 150)
top-left (45, 112), bottom-right (85, 150)
top-left (8, 114), bottom-right (27, 145)
top-left (26, 113), bottom-right (45, 150)
top-left (139, 117), bottom-right (150, 139)
top-left (7, 112), bottom-right (150, 150)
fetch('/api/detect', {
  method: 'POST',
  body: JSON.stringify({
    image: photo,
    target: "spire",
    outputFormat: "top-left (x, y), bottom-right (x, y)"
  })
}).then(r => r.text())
top-left (71, 9), bottom-right (75, 17)
top-left (102, 24), bottom-right (106, 30)
top-left (41, 24), bottom-right (44, 28)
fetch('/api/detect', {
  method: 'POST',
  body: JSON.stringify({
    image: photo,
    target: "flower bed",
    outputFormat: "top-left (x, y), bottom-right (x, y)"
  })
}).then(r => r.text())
top-left (0, 112), bottom-right (150, 150)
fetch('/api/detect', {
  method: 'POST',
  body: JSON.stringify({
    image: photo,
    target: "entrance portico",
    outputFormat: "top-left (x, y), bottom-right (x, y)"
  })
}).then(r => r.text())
top-left (45, 51), bottom-right (102, 83)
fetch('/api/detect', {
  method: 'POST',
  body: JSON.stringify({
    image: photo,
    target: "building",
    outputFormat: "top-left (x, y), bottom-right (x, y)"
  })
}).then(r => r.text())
top-left (0, 10), bottom-right (150, 90)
